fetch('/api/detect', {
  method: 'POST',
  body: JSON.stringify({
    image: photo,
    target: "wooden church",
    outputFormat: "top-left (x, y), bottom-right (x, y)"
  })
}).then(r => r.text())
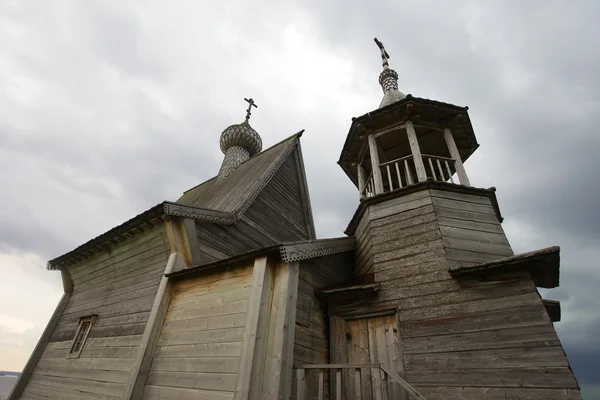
top-left (10, 39), bottom-right (580, 400)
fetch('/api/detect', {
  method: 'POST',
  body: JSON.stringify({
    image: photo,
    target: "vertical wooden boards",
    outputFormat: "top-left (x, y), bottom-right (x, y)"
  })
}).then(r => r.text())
top-left (443, 128), bottom-right (470, 186)
top-left (293, 252), bottom-right (354, 399)
top-left (345, 187), bottom-right (579, 398)
top-left (262, 262), bottom-right (300, 400)
top-left (405, 122), bottom-right (427, 182)
top-left (19, 224), bottom-right (171, 400)
top-left (244, 152), bottom-right (313, 242)
top-left (235, 256), bottom-right (274, 400)
top-left (367, 134), bottom-right (384, 195)
top-left (141, 261), bottom-right (254, 399)
top-left (125, 252), bottom-right (185, 400)
top-left (8, 294), bottom-right (71, 400)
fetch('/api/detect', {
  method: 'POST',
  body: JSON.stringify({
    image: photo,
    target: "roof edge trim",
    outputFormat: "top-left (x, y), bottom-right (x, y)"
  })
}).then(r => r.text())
top-left (164, 202), bottom-right (235, 225)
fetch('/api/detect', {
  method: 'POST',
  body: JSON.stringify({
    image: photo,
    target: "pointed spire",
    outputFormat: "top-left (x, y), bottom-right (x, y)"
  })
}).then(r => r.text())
top-left (374, 38), bottom-right (405, 108)
top-left (217, 98), bottom-right (263, 182)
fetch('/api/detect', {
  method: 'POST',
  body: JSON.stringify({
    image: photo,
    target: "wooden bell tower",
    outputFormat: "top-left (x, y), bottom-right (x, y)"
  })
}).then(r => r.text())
top-left (328, 39), bottom-right (580, 399)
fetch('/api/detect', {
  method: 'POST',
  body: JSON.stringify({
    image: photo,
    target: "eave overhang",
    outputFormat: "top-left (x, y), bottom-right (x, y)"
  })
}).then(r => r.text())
top-left (450, 246), bottom-right (561, 289)
top-left (47, 202), bottom-right (236, 270)
top-left (345, 181), bottom-right (503, 236)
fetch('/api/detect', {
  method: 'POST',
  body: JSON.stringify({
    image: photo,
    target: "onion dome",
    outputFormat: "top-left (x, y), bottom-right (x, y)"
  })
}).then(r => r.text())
top-left (216, 98), bottom-right (263, 182)
top-left (219, 121), bottom-right (262, 156)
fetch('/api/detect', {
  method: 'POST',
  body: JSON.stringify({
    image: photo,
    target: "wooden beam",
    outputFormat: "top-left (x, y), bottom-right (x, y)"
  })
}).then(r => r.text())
top-left (234, 256), bottom-right (275, 400)
top-left (7, 293), bottom-right (71, 400)
top-left (60, 267), bottom-right (74, 294)
top-left (357, 163), bottom-right (366, 199)
top-left (262, 261), bottom-right (300, 400)
top-left (182, 218), bottom-right (203, 265)
top-left (367, 134), bottom-right (384, 195)
top-left (164, 216), bottom-right (196, 268)
top-left (405, 121), bottom-right (427, 182)
top-left (124, 251), bottom-right (185, 400)
top-left (444, 127), bottom-right (470, 186)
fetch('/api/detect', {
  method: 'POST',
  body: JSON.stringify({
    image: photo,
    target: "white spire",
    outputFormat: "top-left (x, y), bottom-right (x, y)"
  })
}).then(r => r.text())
top-left (374, 38), bottom-right (405, 108)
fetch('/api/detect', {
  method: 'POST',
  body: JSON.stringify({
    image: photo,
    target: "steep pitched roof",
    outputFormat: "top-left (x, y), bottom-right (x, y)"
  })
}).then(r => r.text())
top-left (47, 131), bottom-right (306, 270)
top-left (177, 132), bottom-right (303, 216)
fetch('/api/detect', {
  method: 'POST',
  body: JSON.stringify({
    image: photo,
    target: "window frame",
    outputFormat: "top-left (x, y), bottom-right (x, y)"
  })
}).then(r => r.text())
top-left (66, 315), bottom-right (97, 359)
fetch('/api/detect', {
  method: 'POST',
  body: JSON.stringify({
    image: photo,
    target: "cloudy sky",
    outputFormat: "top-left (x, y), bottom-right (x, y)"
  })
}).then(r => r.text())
top-left (1, 0), bottom-right (599, 397)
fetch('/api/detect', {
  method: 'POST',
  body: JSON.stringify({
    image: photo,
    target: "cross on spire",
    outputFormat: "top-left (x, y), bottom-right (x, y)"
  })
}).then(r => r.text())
top-left (244, 98), bottom-right (258, 122)
top-left (374, 37), bottom-right (390, 70)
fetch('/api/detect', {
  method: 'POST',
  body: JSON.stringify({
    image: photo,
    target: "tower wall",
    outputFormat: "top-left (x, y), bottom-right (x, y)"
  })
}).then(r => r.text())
top-left (343, 183), bottom-right (580, 399)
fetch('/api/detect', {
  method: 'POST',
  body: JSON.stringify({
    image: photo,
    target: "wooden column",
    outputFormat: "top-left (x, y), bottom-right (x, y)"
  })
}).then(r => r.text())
top-left (405, 121), bottom-right (427, 182)
top-left (367, 134), bottom-right (384, 194)
top-left (262, 261), bottom-right (300, 400)
top-left (444, 128), bottom-right (471, 186)
top-left (7, 293), bottom-right (71, 400)
top-left (164, 215), bottom-right (202, 269)
top-left (235, 256), bottom-right (275, 400)
top-left (124, 252), bottom-right (185, 400)
top-left (357, 163), bottom-right (366, 199)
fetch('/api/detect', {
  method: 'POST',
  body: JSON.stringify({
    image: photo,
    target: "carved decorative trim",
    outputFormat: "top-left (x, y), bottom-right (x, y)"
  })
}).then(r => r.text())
top-left (279, 237), bottom-right (355, 263)
top-left (164, 202), bottom-right (235, 225)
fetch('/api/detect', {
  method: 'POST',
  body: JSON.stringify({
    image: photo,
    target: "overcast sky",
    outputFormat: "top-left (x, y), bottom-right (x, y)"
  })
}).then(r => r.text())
top-left (1, 0), bottom-right (599, 397)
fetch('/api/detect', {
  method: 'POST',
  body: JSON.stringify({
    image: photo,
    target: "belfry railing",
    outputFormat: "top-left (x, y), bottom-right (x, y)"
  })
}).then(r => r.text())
top-left (294, 363), bottom-right (428, 400)
top-left (361, 154), bottom-right (457, 199)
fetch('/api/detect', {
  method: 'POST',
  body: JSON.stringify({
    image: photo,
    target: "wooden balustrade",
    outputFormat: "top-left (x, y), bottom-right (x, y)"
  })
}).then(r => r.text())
top-left (294, 363), bottom-right (427, 400)
top-left (420, 154), bottom-right (455, 184)
top-left (359, 154), bottom-right (457, 199)
top-left (361, 171), bottom-right (376, 199)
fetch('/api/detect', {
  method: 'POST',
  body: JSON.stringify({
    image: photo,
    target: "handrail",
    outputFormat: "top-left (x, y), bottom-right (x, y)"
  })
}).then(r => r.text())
top-left (379, 365), bottom-right (428, 400)
top-left (295, 363), bottom-right (428, 400)
top-left (298, 363), bottom-right (381, 369)
top-left (379, 154), bottom-right (414, 167)
top-left (421, 153), bottom-right (454, 162)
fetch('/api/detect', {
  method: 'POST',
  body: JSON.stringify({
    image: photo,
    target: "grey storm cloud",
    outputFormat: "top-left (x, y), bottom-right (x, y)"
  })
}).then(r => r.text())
top-left (1, 0), bottom-right (599, 396)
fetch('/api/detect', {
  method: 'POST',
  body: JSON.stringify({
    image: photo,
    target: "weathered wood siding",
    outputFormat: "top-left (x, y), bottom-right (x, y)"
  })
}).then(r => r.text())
top-left (195, 151), bottom-right (313, 264)
top-left (292, 253), bottom-right (353, 400)
top-left (342, 188), bottom-right (579, 399)
top-left (20, 224), bottom-right (170, 400)
top-left (142, 263), bottom-right (254, 400)
top-left (430, 189), bottom-right (514, 270)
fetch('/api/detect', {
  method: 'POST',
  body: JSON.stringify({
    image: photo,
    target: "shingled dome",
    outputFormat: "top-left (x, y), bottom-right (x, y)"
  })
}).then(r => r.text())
top-left (220, 121), bottom-right (262, 156)
top-left (217, 120), bottom-right (263, 181)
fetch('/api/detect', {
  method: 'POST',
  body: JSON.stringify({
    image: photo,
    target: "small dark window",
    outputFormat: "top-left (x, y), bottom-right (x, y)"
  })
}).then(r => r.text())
top-left (67, 315), bottom-right (96, 358)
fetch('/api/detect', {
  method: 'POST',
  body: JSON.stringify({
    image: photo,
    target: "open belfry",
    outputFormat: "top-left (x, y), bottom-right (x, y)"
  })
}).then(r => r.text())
top-left (10, 39), bottom-right (580, 400)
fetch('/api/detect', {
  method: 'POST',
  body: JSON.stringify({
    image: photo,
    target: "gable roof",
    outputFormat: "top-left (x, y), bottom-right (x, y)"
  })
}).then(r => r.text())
top-left (46, 131), bottom-right (306, 271)
top-left (177, 131), bottom-right (303, 216)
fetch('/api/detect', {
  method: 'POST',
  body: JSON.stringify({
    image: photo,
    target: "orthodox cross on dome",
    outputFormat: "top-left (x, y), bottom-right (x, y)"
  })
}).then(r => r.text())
top-left (244, 97), bottom-right (258, 122)
top-left (374, 37), bottom-right (390, 70)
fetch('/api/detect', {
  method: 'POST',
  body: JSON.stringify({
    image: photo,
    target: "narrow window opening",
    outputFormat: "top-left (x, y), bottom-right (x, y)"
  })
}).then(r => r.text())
top-left (67, 315), bottom-right (96, 358)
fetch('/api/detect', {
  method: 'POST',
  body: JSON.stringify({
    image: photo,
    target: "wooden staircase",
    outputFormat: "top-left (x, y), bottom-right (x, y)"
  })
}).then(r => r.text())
top-left (295, 364), bottom-right (427, 400)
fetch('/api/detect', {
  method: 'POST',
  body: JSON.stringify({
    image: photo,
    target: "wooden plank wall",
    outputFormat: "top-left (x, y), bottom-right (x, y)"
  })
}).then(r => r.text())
top-left (195, 152), bottom-right (312, 264)
top-left (20, 224), bottom-right (171, 400)
top-left (243, 152), bottom-right (312, 242)
top-left (292, 253), bottom-right (353, 400)
top-left (339, 188), bottom-right (580, 399)
top-left (354, 207), bottom-right (373, 276)
top-left (430, 189), bottom-right (514, 270)
top-left (141, 263), bottom-right (254, 400)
